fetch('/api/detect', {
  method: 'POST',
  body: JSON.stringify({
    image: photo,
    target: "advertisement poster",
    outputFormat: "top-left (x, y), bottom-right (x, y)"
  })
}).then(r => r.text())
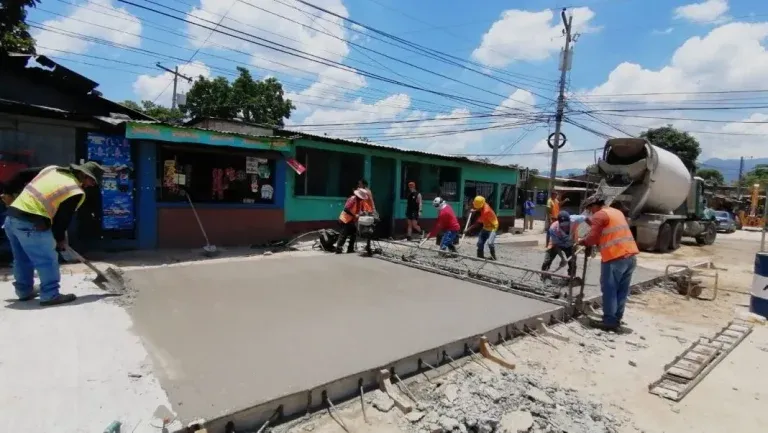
top-left (86, 133), bottom-right (135, 231)
top-left (286, 157), bottom-right (306, 175)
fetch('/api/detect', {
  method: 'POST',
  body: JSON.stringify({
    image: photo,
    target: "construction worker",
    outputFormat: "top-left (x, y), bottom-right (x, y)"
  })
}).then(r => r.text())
top-left (335, 188), bottom-right (372, 254)
top-left (357, 179), bottom-right (376, 214)
top-left (546, 191), bottom-right (569, 223)
top-left (542, 210), bottom-right (590, 278)
top-left (422, 197), bottom-right (460, 255)
top-left (578, 194), bottom-right (639, 331)
top-left (404, 181), bottom-right (423, 241)
top-left (466, 195), bottom-right (498, 260)
top-left (4, 162), bottom-right (104, 306)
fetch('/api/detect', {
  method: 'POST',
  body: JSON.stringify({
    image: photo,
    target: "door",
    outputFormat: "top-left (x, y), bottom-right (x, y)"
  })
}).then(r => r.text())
top-left (371, 157), bottom-right (396, 237)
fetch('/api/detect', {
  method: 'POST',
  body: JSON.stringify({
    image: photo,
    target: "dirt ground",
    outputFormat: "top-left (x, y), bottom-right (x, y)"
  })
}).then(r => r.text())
top-left (273, 230), bottom-right (767, 433)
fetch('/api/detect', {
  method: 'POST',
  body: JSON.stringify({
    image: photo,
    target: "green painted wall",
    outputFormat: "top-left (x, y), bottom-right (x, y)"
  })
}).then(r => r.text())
top-left (284, 138), bottom-right (519, 222)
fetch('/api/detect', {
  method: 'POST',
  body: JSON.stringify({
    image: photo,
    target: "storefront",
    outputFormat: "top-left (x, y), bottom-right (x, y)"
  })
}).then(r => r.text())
top-left (124, 122), bottom-right (291, 249)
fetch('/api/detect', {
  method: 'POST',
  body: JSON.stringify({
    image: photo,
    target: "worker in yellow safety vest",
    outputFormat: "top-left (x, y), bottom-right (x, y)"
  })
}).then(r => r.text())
top-left (578, 193), bottom-right (640, 331)
top-left (4, 162), bottom-right (104, 306)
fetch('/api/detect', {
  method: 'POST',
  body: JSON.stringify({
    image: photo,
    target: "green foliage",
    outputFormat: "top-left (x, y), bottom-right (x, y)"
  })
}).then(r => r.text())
top-left (0, 0), bottom-right (40, 55)
top-left (120, 100), bottom-right (183, 123)
top-left (743, 164), bottom-right (768, 190)
top-left (640, 125), bottom-right (701, 172)
top-left (181, 67), bottom-right (294, 126)
top-left (695, 168), bottom-right (725, 185)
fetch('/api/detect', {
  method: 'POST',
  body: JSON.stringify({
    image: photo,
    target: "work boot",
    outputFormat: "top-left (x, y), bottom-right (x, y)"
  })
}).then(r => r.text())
top-left (17, 288), bottom-right (40, 302)
top-left (477, 248), bottom-right (485, 259)
top-left (588, 317), bottom-right (619, 332)
top-left (406, 236), bottom-right (412, 241)
top-left (334, 246), bottom-right (343, 254)
top-left (489, 246), bottom-right (497, 261)
top-left (40, 293), bottom-right (77, 307)
top-left (346, 245), bottom-right (355, 254)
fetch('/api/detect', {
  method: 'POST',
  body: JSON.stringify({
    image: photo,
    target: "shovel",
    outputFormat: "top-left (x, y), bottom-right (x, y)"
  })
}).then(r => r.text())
top-left (63, 247), bottom-right (126, 292)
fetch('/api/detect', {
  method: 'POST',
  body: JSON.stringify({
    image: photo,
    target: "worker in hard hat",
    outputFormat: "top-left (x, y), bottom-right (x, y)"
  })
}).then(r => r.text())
top-left (335, 188), bottom-right (373, 254)
top-left (4, 161), bottom-right (105, 306)
top-left (542, 210), bottom-right (590, 278)
top-left (422, 197), bottom-right (460, 255)
top-left (465, 195), bottom-right (499, 260)
top-left (579, 194), bottom-right (639, 331)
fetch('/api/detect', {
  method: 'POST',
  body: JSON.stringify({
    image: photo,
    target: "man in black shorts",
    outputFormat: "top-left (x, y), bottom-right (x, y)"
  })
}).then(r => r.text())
top-left (405, 181), bottom-right (423, 241)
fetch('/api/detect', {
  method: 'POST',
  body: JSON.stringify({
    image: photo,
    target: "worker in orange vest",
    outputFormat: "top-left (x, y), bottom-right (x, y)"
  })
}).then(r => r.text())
top-left (466, 195), bottom-right (499, 260)
top-left (578, 194), bottom-right (640, 331)
top-left (335, 188), bottom-right (372, 254)
top-left (546, 191), bottom-right (569, 223)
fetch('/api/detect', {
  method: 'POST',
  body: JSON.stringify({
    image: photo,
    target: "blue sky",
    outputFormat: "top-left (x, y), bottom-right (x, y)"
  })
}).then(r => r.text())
top-left (27, 0), bottom-right (768, 171)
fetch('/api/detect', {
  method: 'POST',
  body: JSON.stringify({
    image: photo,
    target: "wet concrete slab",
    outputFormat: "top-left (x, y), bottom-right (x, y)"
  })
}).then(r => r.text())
top-left (125, 254), bottom-right (558, 423)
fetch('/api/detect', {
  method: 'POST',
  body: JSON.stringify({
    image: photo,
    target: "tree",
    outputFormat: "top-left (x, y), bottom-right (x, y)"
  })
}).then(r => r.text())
top-left (181, 67), bottom-right (294, 126)
top-left (120, 100), bottom-right (183, 123)
top-left (1, 0), bottom-right (40, 55)
top-left (696, 168), bottom-right (725, 185)
top-left (743, 164), bottom-right (768, 190)
top-left (640, 125), bottom-right (701, 172)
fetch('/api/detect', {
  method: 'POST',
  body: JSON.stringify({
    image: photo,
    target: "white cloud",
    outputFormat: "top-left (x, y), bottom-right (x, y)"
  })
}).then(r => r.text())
top-left (132, 62), bottom-right (212, 106)
top-left (297, 93), bottom-right (412, 126)
top-left (493, 89), bottom-right (537, 118)
top-left (187, 0), bottom-right (351, 76)
top-left (581, 20), bottom-right (768, 159)
top-left (674, 0), bottom-right (729, 24)
top-left (652, 27), bottom-right (675, 35)
top-left (471, 7), bottom-right (598, 67)
top-left (33, 0), bottom-right (141, 55)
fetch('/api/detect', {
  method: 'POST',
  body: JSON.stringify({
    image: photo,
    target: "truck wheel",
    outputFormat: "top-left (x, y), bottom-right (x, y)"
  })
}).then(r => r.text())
top-left (670, 222), bottom-right (683, 251)
top-left (703, 223), bottom-right (717, 245)
top-left (656, 223), bottom-right (672, 253)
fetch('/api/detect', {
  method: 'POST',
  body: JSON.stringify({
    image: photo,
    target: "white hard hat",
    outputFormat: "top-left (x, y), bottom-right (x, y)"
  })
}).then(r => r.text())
top-left (353, 188), bottom-right (369, 200)
top-left (432, 197), bottom-right (444, 207)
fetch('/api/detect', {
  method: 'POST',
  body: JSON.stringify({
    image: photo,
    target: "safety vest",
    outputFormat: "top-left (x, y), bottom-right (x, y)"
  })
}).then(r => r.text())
top-left (597, 207), bottom-right (639, 262)
top-left (548, 198), bottom-right (560, 218)
top-left (10, 166), bottom-right (85, 220)
top-left (338, 197), bottom-right (373, 224)
top-left (479, 204), bottom-right (499, 231)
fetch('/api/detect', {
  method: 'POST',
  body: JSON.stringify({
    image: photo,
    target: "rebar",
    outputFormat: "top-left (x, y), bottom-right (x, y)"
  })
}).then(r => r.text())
top-left (322, 391), bottom-right (349, 433)
top-left (358, 379), bottom-right (368, 424)
top-left (393, 372), bottom-right (419, 403)
top-left (256, 406), bottom-right (282, 433)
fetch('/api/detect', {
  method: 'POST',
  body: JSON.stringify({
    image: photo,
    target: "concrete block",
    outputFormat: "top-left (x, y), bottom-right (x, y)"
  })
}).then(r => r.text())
top-left (378, 369), bottom-right (413, 413)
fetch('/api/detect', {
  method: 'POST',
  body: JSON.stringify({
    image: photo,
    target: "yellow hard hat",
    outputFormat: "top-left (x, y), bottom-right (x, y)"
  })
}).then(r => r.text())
top-left (473, 195), bottom-right (486, 209)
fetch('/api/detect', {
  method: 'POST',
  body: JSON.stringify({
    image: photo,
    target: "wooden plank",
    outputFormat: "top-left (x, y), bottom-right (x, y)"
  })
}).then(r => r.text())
top-left (729, 325), bottom-right (750, 334)
top-left (722, 330), bottom-right (742, 339)
top-left (667, 366), bottom-right (697, 380)
top-left (691, 345), bottom-right (719, 357)
top-left (683, 352), bottom-right (710, 364)
top-left (650, 386), bottom-right (679, 400)
top-left (673, 359), bottom-right (704, 373)
top-left (657, 380), bottom-right (686, 392)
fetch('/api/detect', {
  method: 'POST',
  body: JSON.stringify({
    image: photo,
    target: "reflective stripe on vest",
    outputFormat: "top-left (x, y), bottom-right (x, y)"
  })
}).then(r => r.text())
top-left (597, 207), bottom-right (639, 262)
top-left (11, 166), bottom-right (85, 219)
top-left (339, 200), bottom-right (359, 224)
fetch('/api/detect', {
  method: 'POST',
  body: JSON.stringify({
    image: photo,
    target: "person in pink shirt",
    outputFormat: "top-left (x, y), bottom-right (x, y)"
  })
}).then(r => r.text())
top-left (422, 197), bottom-right (461, 255)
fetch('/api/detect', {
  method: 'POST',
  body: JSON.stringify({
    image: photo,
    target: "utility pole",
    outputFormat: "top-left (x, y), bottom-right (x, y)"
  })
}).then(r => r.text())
top-left (546, 8), bottom-right (576, 237)
top-left (736, 156), bottom-right (745, 199)
top-left (156, 63), bottom-right (193, 109)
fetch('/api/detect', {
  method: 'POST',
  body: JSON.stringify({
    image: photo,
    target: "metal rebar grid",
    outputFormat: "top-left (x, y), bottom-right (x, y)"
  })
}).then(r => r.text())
top-left (375, 240), bottom-right (578, 305)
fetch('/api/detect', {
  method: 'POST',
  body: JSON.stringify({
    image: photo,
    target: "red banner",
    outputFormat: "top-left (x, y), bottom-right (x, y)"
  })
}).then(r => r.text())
top-left (286, 158), bottom-right (306, 175)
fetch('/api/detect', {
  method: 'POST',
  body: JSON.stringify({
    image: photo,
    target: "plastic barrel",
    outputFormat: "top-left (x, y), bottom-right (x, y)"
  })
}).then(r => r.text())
top-left (751, 252), bottom-right (768, 318)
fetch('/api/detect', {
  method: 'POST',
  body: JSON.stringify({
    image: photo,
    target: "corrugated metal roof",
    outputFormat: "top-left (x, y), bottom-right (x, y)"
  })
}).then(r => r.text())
top-left (279, 128), bottom-right (515, 168)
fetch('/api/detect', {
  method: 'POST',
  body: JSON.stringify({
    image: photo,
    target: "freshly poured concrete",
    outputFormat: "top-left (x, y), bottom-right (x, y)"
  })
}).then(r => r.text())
top-left (125, 254), bottom-right (557, 423)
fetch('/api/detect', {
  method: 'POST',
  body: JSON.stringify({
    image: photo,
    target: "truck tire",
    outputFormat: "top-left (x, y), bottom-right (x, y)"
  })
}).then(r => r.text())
top-left (656, 223), bottom-right (672, 253)
top-left (670, 222), bottom-right (683, 251)
top-left (696, 223), bottom-right (717, 245)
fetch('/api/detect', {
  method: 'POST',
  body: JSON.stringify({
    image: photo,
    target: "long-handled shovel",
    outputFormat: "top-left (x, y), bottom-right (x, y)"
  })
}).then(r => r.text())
top-left (63, 247), bottom-right (126, 292)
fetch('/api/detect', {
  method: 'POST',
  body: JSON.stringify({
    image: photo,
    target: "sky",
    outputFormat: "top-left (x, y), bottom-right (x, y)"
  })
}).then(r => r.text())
top-left (26, 0), bottom-right (768, 173)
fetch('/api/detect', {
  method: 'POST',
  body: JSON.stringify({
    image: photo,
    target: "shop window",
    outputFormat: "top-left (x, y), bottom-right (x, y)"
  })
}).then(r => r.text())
top-left (157, 145), bottom-right (277, 204)
top-left (293, 146), bottom-right (364, 197)
top-left (499, 183), bottom-right (517, 210)
top-left (464, 180), bottom-right (497, 211)
top-left (401, 163), bottom-right (460, 201)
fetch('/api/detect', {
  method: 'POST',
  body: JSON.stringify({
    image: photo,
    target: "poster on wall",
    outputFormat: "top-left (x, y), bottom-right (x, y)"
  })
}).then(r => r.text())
top-left (86, 133), bottom-right (135, 231)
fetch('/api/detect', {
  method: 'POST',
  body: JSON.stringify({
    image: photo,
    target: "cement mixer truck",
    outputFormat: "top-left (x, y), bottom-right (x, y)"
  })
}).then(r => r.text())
top-left (586, 138), bottom-right (717, 253)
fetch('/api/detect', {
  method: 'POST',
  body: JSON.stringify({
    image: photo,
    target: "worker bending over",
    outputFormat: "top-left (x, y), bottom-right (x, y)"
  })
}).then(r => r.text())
top-left (422, 197), bottom-right (460, 255)
top-left (466, 195), bottom-right (498, 260)
top-left (357, 179), bottom-right (376, 214)
top-left (542, 210), bottom-right (590, 277)
top-left (579, 195), bottom-right (639, 331)
top-left (4, 162), bottom-right (104, 306)
top-left (335, 188), bottom-right (372, 254)
top-left (404, 181), bottom-right (423, 240)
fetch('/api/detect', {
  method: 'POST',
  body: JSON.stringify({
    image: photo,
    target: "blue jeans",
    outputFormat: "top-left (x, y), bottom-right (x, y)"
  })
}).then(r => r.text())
top-left (440, 230), bottom-right (458, 250)
top-left (4, 216), bottom-right (61, 301)
top-left (600, 255), bottom-right (637, 327)
top-left (477, 229), bottom-right (497, 249)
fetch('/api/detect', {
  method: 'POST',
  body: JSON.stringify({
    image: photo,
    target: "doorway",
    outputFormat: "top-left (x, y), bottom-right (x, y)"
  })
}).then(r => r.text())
top-left (371, 157), bottom-right (396, 237)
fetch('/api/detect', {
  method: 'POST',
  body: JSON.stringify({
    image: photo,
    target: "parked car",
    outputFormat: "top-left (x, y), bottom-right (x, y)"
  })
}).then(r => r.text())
top-left (714, 211), bottom-right (737, 233)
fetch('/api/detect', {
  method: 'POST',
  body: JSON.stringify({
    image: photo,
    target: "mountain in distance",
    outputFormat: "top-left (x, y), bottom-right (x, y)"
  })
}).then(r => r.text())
top-left (700, 157), bottom-right (768, 183)
top-left (538, 168), bottom-right (586, 177)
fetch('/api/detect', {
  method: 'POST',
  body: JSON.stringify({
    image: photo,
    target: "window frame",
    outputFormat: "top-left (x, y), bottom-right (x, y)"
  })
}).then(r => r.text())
top-left (293, 146), bottom-right (365, 198)
top-left (499, 183), bottom-right (517, 210)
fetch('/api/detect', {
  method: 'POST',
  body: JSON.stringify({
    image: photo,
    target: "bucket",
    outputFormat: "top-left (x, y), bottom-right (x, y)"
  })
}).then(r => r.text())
top-left (750, 252), bottom-right (768, 318)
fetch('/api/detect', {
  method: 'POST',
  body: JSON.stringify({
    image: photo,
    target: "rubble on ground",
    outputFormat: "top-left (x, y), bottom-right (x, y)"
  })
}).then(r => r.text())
top-left (391, 364), bottom-right (628, 433)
